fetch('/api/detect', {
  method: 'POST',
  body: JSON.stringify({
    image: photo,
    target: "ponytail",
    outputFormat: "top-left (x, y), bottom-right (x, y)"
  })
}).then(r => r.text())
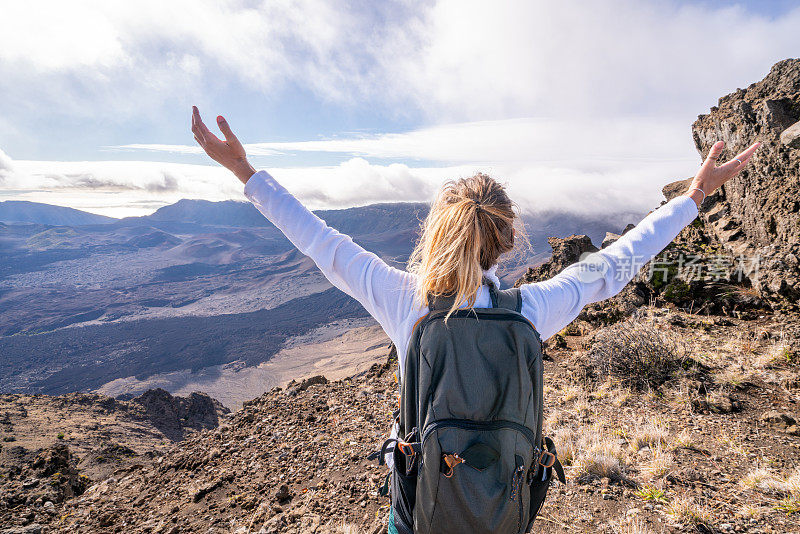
top-left (408, 173), bottom-right (519, 320)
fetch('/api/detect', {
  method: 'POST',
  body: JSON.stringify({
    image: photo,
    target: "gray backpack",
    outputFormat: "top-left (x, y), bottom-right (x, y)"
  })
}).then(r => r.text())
top-left (375, 278), bottom-right (564, 534)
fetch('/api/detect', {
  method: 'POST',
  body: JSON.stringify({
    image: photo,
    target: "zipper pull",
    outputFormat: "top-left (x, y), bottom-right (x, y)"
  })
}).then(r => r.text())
top-left (510, 465), bottom-right (525, 501)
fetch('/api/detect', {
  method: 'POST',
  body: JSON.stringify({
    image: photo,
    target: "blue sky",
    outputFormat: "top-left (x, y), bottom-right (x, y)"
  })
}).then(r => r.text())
top-left (0, 0), bottom-right (798, 217)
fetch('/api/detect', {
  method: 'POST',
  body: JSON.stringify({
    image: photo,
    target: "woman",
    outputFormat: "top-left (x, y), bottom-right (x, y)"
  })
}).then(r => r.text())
top-left (191, 105), bottom-right (759, 528)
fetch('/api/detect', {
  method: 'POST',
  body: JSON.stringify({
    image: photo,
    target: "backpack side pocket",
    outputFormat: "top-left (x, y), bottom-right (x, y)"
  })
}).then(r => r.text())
top-left (390, 441), bottom-right (417, 534)
top-left (526, 464), bottom-right (551, 531)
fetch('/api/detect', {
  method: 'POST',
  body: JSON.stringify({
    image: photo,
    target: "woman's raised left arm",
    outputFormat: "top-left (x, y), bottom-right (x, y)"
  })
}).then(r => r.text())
top-left (190, 107), bottom-right (420, 346)
top-left (519, 140), bottom-right (761, 341)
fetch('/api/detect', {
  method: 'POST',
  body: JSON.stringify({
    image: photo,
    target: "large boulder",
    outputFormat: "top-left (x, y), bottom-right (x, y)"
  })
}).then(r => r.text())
top-left (132, 389), bottom-right (230, 441)
top-left (515, 235), bottom-right (598, 284)
top-left (688, 58), bottom-right (800, 299)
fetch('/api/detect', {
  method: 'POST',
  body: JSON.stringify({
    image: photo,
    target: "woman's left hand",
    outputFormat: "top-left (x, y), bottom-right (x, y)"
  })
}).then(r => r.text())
top-left (191, 106), bottom-right (256, 185)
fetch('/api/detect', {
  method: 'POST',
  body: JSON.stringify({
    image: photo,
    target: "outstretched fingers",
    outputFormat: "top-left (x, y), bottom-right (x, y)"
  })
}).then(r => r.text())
top-left (192, 106), bottom-right (220, 146)
top-left (703, 141), bottom-right (725, 168)
top-left (216, 116), bottom-right (237, 143)
top-left (191, 107), bottom-right (205, 144)
top-left (719, 141), bottom-right (761, 173)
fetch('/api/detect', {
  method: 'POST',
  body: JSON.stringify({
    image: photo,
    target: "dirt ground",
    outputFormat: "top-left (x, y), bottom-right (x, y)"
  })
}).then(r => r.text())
top-left (1, 307), bottom-right (799, 533)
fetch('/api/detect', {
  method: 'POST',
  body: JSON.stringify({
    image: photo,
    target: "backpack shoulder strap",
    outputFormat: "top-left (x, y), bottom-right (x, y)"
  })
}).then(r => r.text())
top-left (484, 277), bottom-right (522, 312)
top-left (495, 287), bottom-right (521, 312)
top-left (427, 292), bottom-right (457, 311)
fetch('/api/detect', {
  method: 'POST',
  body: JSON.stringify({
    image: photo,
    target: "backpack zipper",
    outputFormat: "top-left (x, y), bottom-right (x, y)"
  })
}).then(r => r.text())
top-left (512, 463), bottom-right (525, 533)
top-left (421, 418), bottom-right (539, 453)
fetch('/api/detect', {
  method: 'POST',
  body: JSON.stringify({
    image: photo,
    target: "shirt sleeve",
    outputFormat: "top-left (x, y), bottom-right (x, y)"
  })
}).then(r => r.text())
top-left (243, 170), bottom-right (420, 345)
top-left (519, 194), bottom-right (699, 340)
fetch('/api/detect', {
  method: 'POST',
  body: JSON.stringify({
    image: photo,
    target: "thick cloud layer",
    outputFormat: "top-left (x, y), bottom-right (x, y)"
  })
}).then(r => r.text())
top-left (2, 1), bottom-right (799, 216)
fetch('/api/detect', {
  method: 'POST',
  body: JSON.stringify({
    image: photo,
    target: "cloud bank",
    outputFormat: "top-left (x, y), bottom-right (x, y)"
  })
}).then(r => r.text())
top-left (2, 1), bottom-right (799, 217)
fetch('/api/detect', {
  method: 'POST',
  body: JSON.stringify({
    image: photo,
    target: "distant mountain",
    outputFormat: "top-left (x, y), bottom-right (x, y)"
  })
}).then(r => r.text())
top-left (315, 202), bottom-right (428, 235)
top-left (134, 198), bottom-right (432, 233)
top-left (0, 195), bottom-right (639, 398)
top-left (134, 199), bottom-right (273, 227)
top-left (0, 200), bottom-right (115, 226)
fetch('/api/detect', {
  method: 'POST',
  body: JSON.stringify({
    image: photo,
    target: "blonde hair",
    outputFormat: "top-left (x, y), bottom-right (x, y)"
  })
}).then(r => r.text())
top-left (408, 173), bottom-right (523, 320)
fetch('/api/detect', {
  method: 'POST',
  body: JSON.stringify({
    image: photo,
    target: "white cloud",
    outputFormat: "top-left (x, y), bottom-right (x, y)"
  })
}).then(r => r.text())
top-left (121, 115), bottom-right (697, 165)
top-left (9, 1), bottom-right (799, 125)
top-left (388, 0), bottom-right (800, 121)
top-left (2, 1), bottom-right (798, 218)
top-left (0, 0), bottom-right (414, 119)
top-left (0, 141), bottom-right (691, 219)
top-left (110, 116), bottom-right (701, 215)
top-left (0, 156), bottom-right (238, 217)
top-left (0, 149), bottom-right (14, 174)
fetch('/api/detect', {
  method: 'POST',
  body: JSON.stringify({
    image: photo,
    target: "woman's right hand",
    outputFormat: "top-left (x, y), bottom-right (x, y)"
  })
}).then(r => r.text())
top-left (191, 106), bottom-right (256, 185)
top-left (685, 140), bottom-right (761, 207)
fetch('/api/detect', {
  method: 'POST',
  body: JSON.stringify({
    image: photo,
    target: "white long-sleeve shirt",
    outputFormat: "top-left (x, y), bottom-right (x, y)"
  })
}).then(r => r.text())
top-left (244, 169), bottom-right (698, 372)
top-left (243, 170), bottom-right (698, 464)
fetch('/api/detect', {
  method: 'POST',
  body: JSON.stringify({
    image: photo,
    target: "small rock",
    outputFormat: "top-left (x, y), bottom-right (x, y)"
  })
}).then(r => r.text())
top-left (780, 120), bottom-right (800, 149)
top-left (601, 232), bottom-right (621, 249)
top-left (761, 410), bottom-right (797, 429)
top-left (274, 484), bottom-right (292, 503)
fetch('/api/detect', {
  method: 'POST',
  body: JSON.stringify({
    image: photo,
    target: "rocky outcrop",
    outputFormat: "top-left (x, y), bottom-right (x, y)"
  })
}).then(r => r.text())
top-left (132, 388), bottom-right (230, 442)
top-left (515, 219), bottom-right (771, 325)
top-left (0, 388), bottom-right (231, 530)
top-left (514, 234), bottom-right (648, 325)
top-left (514, 235), bottom-right (598, 284)
top-left (688, 58), bottom-right (800, 299)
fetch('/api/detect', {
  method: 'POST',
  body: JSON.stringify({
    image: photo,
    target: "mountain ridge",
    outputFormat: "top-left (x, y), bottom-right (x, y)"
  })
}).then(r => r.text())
top-left (0, 200), bottom-right (115, 226)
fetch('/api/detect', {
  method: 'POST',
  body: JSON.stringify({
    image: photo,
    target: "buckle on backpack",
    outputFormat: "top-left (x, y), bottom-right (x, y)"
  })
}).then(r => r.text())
top-left (397, 441), bottom-right (416, 457)
top-left (538, 450), bottom-right (556, 469)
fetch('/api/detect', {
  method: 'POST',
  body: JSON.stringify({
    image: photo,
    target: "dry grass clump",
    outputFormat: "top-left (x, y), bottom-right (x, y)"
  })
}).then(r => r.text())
top-left (742, 467), bottom-right (800, 493)
top-left (753, 329), bottom-right (800, 368)
top-left (640, 446), bottom-right (675, 479)
top-left (553, 420), bottom-right (675, 485)
top-left (628, 421), bottom-right (669, 451)
top-left (714, 367), bottom-right (755, 389)
top-left (612, 518), bottom-right (656, 534)
top-left (552, 424), bottom-right (630, 484)
top-left (741, 468), bottom-right (792, 495)
top-left (671, 429), bottom-right (698, 451)
top-left (574, 449), bottom-right (624, 483)
top-left (591, 381), bottom-right (631, 407)
top-left (561, 385), bottom-right (583, 402)
top-left (741, 467), bottom-right (800, 515)
top-left (717, 433), bottom-right (747, 457)
top-left (776, 495), bottom-right (800, 514)
top-left (737, 504), bottom-right (765, 520)
top-left (588, 317), bottom-right (689, 390)
top-left (551, 426), bottom-right (578, 467)
top-left (665, 495), bottom-right (714, 529)
top-left (766, 340), bottom-right (798, 367)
